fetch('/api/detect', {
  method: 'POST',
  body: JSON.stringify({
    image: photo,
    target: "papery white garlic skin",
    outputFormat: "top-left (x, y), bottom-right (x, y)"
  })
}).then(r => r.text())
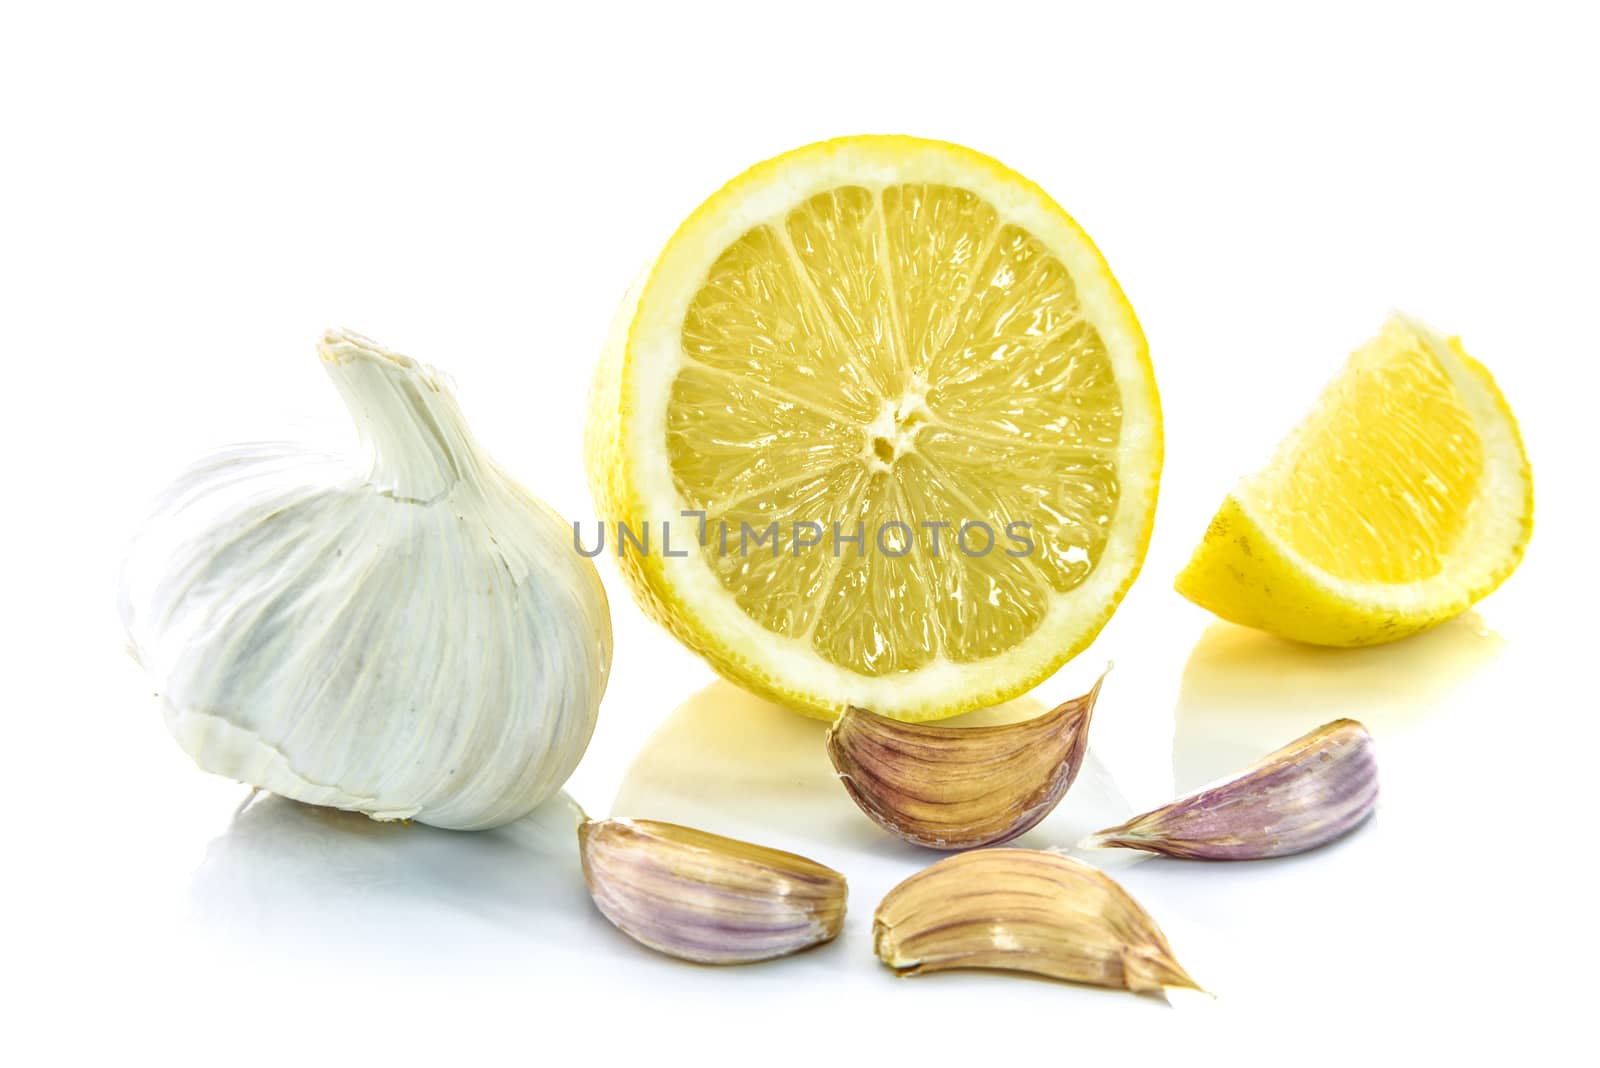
top-left (120, 330), bottom-right (611, 830)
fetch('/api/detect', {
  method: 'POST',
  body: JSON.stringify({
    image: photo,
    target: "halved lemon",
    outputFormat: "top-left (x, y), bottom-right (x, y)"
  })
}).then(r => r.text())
top-left (1176, 314), bottom-right (1532, 646)
top-left (587, 136), bottom-right (1161, 720)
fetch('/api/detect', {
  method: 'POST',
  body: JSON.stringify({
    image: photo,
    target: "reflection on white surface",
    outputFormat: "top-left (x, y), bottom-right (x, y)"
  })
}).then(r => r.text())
top-left (188, 790), bottom-right (599, 964)
top-left (1068, 612), bottom-right (1517, 1000)
top-left (1171, 614), bottom-right (1504, 791)
top-left (171, 624), bottom-right (1514, 1010)
top-left (609, 678), bottom-right (1135, 864)
top-left (603, 678), bottom-right (1172, 996)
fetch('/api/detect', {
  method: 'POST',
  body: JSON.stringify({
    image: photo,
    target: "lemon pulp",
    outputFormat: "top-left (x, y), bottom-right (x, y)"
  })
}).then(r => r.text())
top-left (669, 184), bottom-right (1121, 677)
top-left (1254, 321), bottom-right (1484, 584)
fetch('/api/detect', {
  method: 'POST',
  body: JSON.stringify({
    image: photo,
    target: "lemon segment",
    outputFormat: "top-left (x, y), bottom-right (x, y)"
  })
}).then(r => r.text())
top-left (588, 136), bottom-right (1161, 720)
top-left (1175, 315), bottom-right (1532, 646)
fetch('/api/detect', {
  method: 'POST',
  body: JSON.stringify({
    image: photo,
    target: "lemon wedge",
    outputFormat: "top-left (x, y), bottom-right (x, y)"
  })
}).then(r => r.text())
top-left (1176, 314), bottom-right (1532, 646)
top-left (587, 136), bottom-right (1162, 720)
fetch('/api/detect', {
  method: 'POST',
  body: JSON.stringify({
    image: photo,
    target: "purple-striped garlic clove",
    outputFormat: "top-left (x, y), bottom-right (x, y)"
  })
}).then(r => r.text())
top-left (874, 848), bottom-right (1202, 994)
top-left (1084, 718), bottom-right (1378, 859)
top-left (825, 670), bottom-right (1106, 850)
top-left (578, 818), bottom-right (847, 964)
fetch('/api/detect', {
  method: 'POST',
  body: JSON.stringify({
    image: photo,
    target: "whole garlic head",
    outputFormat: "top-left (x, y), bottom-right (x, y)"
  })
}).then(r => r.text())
top-left (120, 331), bottom-right (611, 830)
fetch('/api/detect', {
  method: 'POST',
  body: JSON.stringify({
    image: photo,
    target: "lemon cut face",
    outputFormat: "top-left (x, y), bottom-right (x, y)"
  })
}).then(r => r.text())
top-left (1176, 315), bottom-right (1533, 646)
top-left (588, 137), bottom-right (1162, 720)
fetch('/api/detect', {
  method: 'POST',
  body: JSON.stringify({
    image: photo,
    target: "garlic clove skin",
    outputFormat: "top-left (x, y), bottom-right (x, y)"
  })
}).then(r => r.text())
top-left (825, 670), bottom-right (1106, 850)
top-left (1083, 719), bottom-right (1378, 859)
top-left (579, 818), bottom-right (847, 965)
top-left (873, 848), bottom-right (1201, 994)
top-left (120, 330), bottom-right (611, 830)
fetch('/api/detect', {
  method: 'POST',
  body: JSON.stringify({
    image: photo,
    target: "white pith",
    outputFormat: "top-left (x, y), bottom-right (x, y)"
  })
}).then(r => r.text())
top-left (620, 140), bottom-right (1160, 716)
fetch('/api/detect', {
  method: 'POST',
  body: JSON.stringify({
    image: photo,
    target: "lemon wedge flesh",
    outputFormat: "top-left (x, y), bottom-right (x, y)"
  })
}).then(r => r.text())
top-left (587, 136), bottom-right (1162, 720)
top-left (1176, 315), bottom-right (1532, 646)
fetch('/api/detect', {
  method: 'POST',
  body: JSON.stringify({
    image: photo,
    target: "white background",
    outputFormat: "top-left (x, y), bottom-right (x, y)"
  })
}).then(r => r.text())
top-left (4, 2), bottom-right (1596, 1063)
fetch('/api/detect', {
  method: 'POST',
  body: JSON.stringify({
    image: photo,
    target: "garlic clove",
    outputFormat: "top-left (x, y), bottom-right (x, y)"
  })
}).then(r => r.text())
top-left (824, 670), bottom-right (1106, 850)
top-left (579, 818), bottom-right (847, 965)
top-left (873, 848), bottom-right (1201, 994)
top-left (120, 331), bottom-right (611, 830)
top-left (1084, 718), bottom-right (1378, 859)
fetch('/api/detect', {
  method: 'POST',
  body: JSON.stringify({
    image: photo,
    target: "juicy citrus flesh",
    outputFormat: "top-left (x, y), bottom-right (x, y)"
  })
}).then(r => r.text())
top-left (1254, 320), bottom-right (1483, 584)
top-left (590, 136), bottom-right (1161, 719)
top-left (1176, 315), bottom-right (1532, 646)
top-left (669, 184), bottom-right (1121, 677)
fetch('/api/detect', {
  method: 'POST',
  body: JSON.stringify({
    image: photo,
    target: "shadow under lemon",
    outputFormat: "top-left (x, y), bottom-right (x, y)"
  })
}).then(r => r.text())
top-left (1171, 612), bottom-right (1505, 792)
top-left (609, 677), bottom-right (1135, 864)
top-left (189, 790), bottom-right (603, 961)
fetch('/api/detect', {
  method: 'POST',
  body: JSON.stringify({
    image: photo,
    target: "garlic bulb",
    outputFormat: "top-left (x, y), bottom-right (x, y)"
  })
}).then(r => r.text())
top-left (120, 330), bottom-right (611, 830)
